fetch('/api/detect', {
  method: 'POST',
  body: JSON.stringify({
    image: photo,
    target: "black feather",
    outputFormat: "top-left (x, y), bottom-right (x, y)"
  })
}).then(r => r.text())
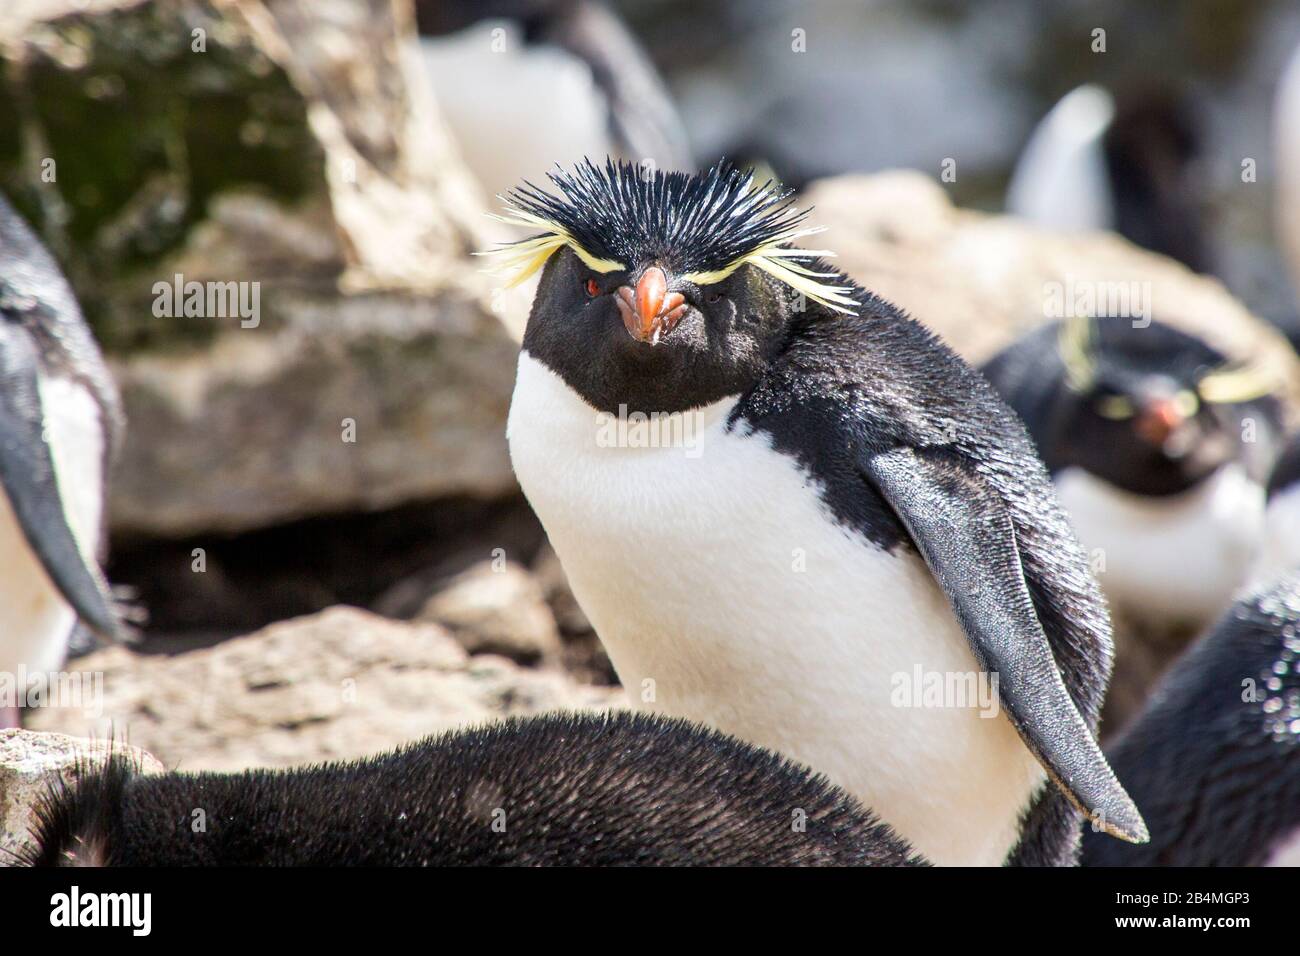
top-left (20, 711), bottom-right (926, 867)
top-left (504, 157), bottom-right (812, 275)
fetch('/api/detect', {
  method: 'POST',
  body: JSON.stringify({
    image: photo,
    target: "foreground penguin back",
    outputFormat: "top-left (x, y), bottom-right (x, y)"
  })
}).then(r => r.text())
top-left (1082, 572), bottom-right (1300, 866)
top-left (22, 711), bottom-right (925, 866)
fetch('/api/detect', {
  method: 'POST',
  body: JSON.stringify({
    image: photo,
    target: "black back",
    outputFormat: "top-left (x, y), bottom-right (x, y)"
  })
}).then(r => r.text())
top-left (21, 711), bottom-right (924, 867)
top-left (1082, 573), bottom-right (1300, 866)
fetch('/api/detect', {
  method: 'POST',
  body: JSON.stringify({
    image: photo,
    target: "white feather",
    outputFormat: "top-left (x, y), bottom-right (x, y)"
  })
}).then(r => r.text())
top-left (0, 375), bottom-right (104, 677)
top-left (1265, 826), bottom-right (1300, 866)
top-left (1253, 483), bottom-right (1300, 585)
top-left (419, 22), bottom-right (615, 214)
top-left (1006, 85), bottom-right (1116, 232)
top-left (508, 352), bottom-right (1045, 866)
top-left (1054, 464), bottom-right (1266, 626)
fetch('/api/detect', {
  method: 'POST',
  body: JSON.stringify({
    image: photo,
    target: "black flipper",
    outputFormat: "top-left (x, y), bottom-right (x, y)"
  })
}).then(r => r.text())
top-left (0, 317), bottom-right (117, 638)
top-left (862, 445), bottom-right (1147, 844)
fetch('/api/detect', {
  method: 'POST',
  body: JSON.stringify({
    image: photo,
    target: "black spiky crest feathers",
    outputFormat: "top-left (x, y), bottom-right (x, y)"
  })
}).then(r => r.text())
top-left (485, 158), bottom-right (857, 313)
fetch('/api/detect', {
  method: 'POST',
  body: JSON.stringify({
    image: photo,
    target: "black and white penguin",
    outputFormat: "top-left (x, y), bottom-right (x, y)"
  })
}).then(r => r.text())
top-left (415, 0), bottom-right (692, 208)
top-left (1081, 571), bottom-right (1300, 866)
top-left (499, 159), bottom-right (1145, 866)
top-left (1006, 85), bottom-right (1210, 273)
top-left (0, 195), bottom-right (122, 728)
top-left (20, 711), bottom-right (925, 866)
top-left (980, 316), bottom-right (1284, 630)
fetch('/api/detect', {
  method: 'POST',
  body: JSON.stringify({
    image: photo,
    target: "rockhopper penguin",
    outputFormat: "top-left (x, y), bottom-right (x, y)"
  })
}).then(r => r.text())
top-left (20, 712), bottom-right (925, 867)
top-left (500, 159), bottom-right (1146, 866)
top-left (980, 316), bottom-right (1283, 630)
top-left (1081, 570), bottom-right (1300, 867)
top-left (0, 195), bottom-right (122, 728)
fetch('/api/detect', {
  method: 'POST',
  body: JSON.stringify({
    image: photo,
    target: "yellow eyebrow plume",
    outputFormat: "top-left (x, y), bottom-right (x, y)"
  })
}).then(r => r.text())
top-left (680, 225), bottom-right (858, 315)
top-left (1198, 361), bottom-right (1278, 404)
top-left (478, 206), bottom-right (625, 288)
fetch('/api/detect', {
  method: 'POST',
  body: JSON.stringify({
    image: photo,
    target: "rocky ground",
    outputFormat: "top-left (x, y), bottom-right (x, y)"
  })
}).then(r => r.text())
top-left (28, 606), bottom-right (622, 774)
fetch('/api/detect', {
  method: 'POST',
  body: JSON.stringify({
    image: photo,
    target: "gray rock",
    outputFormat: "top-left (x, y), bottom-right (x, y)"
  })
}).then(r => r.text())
top-left (0, 0), bottom-right (530, 536)
top-left (415, 560), bottom-right (562, 664)
top-left (531, 544), bottom-right (616, 685)
top-left (0, 729), bottom-right (163, 867)
top-left (532, 542), bottom-right (593, 637)
top-left (26, 606), bottom-right (622, 772)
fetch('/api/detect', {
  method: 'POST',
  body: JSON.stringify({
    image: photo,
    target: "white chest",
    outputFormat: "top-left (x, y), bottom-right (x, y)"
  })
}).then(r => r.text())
top-left (507, 352), bottom-right (1045, 865)
top-left (1054, 465), bottom-right (1266, 625)
top-left (0, 374), bottom-right (105, 675)
top-left (1254, 484), bottom-right (1300, 585)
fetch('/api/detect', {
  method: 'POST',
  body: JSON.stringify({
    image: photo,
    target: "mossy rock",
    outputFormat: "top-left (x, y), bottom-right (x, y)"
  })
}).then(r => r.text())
top-left (0, 0), bottom-right (329, 350)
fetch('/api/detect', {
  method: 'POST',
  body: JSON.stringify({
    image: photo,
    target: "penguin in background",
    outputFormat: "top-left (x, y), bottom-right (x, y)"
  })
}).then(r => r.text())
top-left (499, 158), bottom-right (1145, 866)
top-left (414, 0), bottom-right (692, 209)
top-left (0, 195), bottom-right (123, 728)
top-left (1081, 570), bottom-right (1300, 867)
top-left (1006, 85), bottom-right (1211, 274)
top-left (980, 316), bottom-right (1283, 630)
top-left (19, 712), bottom-right (925, 867)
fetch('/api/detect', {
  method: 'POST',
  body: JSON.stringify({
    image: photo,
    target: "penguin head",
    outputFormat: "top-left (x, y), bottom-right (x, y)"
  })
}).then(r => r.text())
top-left (1051, 316), bottom-right (1278, 495)
top-left (490, 158), bottom-right (857, 414)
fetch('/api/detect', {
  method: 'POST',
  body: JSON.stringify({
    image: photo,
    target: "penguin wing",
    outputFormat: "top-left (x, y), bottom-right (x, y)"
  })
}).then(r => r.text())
top-left (863, 445), bottom-right (1148, 845)
top-left (0, 316), bottom-right (117, 638)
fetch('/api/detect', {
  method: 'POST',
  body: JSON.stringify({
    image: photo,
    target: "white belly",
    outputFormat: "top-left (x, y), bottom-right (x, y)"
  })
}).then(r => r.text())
top-left (1254, 484), bottom-right (1300, 586)
top-left (508, 352), bottom-right (1046, 866)
top-left (0, 375), bottom-right (104, 677)
top-left (1055, 465), bottom-right (1265, 626)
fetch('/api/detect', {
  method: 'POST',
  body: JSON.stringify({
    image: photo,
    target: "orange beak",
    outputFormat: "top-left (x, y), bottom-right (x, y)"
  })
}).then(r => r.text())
top-left (1135, 398), bottom-right (1183, 447)
top-left (616, 266), bottom-right (688, 344)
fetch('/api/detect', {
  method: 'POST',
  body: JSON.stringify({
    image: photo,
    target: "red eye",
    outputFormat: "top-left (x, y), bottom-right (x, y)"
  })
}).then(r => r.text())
top-left (584, 278), bottom-right (600, 298)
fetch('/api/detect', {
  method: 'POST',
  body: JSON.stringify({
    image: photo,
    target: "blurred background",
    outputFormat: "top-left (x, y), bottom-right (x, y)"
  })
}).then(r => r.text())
top-left (2, 0), bottom-right (1299, 770)
top-left (618, 0), bottom-right (1300, 329)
